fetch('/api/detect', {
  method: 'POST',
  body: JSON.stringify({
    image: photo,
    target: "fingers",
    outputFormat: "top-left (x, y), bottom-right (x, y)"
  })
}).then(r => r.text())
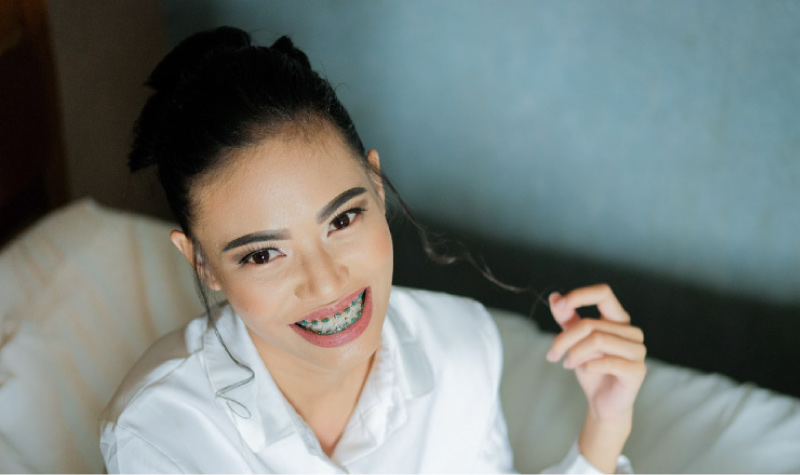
top-left (547, 284), bottom-right (645, 377)
top-left (578, 356), bottom-right (648, 385)
top-left (551, 284), bottom-right (630, 324)
top-left (560, 331), bottom-right (647, 369)
top-left (546, 318), bottom-right (645, 363)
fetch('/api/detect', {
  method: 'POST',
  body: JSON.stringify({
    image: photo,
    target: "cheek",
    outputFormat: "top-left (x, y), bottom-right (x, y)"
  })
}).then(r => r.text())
top-left (215, 270), bottom-right (290, 324)
top-left (362, 219), bottom-right (393, 275)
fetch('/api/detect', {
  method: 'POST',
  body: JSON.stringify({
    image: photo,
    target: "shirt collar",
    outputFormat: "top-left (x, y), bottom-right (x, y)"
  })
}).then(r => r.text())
top-left (385, 300), bottom-right (435, 400)
top-left (203, 306), bottom-right (292, 453)
top-left (201, 288), bottom-right (434, 455)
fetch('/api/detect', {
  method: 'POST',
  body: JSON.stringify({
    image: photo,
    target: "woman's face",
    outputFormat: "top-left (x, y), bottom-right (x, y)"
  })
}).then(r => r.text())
top-left (176, 123), bottom-right (393, 375)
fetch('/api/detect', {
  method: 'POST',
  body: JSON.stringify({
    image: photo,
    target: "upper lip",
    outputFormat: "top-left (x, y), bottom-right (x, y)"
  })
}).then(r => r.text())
top-left (295, 287), bottom-right (366, 323)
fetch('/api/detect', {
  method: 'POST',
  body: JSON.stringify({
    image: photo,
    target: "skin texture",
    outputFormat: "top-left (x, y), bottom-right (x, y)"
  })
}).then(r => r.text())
top-left (171, 122), bottom-right (393, 455)
top-left (169, 121), bottom-right (645, 468)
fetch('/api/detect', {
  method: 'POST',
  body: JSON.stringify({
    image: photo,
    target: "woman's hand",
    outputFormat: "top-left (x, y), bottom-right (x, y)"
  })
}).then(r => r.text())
top-left (546, 284), bottom-right (647, 473)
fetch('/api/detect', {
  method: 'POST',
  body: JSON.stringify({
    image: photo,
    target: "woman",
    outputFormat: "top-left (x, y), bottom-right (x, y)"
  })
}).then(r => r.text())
top-left (100, 27), bottom-right (646, 473)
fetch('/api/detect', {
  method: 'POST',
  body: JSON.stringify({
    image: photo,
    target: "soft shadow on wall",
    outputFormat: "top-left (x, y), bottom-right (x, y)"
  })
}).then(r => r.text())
top-left (46, 0), bottom-right (172, 220)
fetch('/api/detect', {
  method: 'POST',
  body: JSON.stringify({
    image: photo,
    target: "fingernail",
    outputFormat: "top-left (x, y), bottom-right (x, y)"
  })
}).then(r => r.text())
top-left (546, 351), bottom-right (557, 362)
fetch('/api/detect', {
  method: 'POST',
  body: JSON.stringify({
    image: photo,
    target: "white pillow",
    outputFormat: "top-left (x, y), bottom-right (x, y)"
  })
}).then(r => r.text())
top-left (0, 199), bottom-right (199, 472)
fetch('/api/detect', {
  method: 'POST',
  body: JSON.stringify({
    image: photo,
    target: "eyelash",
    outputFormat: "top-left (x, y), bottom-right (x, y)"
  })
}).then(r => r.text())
top-left (328, 207), bottom-right (365, 233)
top-left (237, 207), bottom-right (367, 267)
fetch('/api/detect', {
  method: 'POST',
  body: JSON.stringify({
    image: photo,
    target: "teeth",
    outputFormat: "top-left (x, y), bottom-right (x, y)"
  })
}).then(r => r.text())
top-left (296, 291), bottom-right (365, 335)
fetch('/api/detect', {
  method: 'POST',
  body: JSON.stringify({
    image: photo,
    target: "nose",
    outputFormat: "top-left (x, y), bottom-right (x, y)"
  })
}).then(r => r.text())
top-left (293, 244), bottom-right (349, 302)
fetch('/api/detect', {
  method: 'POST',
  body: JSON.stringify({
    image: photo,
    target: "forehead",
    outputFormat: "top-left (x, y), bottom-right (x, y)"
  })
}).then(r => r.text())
top-left (190, 124), bottom-right (369, 242)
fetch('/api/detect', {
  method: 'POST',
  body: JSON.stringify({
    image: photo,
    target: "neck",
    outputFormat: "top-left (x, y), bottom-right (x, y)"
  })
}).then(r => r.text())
top-left (250, 332), bottom-right (377, 456)
top-left (269, 353), bottom-right (375, 410)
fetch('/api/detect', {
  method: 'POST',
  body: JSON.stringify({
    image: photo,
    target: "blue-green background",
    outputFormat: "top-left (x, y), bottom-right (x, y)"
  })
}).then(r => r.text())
top-left (164, 0), bottom-right (799, 305)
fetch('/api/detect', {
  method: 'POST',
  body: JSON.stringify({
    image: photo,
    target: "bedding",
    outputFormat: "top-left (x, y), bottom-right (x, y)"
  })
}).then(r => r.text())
top-left (0, 199), bottom-right (798, 473)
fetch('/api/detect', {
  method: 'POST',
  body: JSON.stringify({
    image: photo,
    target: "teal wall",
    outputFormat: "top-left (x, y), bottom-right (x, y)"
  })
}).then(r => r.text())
top-left (163, 0), bottom-right (800, 304)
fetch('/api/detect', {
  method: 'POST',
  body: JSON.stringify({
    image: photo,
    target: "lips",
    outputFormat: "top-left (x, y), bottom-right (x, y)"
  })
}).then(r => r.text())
top-left (295, 290), bottom-right (365, 335)
top-left (290, 287), bottom-right (373, 348)
top-left (294, 287), bottom-right (366, 325)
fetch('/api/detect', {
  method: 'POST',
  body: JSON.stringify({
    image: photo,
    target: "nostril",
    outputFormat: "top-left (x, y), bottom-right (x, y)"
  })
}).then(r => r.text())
top-left (293, 248), bottom-right (349, 300)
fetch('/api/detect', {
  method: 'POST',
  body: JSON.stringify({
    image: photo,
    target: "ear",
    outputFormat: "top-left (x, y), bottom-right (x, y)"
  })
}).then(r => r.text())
top-left (366, 149), bottom-right (385, 202)
top-left (170, 230), bottom-right (222, 291)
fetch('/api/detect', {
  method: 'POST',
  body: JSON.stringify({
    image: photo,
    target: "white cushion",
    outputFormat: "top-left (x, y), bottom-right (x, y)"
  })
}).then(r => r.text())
top-left (0, 199), bottom-right (199, 472)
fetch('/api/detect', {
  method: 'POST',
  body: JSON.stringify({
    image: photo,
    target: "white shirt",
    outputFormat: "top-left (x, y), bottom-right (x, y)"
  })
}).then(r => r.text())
top-left (100, 287), bottom-right (629, 473)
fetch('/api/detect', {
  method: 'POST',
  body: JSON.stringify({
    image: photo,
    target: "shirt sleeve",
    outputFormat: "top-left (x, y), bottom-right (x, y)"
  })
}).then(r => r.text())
top-left (101, 425), bottom-right (185, 474)
top-left (540, 441), bottom-right (633, 474)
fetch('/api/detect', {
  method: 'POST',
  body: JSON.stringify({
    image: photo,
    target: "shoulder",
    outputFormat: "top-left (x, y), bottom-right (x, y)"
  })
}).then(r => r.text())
top-left (100, 306), bottom-right (256, 472)
top-left (100, 314), bottom-right (211, 432)
top-left (100, 313), bottom-right (236, 472)
top-left (388, 286), bottom-right (503, 379)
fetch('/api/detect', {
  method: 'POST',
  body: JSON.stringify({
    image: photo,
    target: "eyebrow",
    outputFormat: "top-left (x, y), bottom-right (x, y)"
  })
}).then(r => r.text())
top-left (222, 186), bottom-right (368, 253)
top-left (222, 230), bottom-right (289, 253)
top-left (316, 187), bottom-right (367, 224)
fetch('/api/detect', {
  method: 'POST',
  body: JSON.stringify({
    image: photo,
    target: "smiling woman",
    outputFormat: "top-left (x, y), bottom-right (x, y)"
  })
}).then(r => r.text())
top-left (173, 121), bottom-right (394, 378)
top-left (99, 26), bottom-right (646, 473)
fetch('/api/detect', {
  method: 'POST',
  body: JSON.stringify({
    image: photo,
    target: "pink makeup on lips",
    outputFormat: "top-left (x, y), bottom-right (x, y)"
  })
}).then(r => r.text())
top-left (290, 287), bottom-right (372, 348)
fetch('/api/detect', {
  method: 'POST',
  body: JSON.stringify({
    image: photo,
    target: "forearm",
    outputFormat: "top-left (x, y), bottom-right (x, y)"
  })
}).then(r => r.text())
top-left (577, 411), bottom-right (633, 474)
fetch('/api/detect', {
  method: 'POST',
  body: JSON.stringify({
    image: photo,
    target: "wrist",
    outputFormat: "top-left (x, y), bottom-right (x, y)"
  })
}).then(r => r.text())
top-left (578, 411), bottom-right (633, 473)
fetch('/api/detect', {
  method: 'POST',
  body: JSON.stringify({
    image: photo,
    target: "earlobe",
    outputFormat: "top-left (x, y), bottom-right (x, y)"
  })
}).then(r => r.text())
top-left (366, 149), bottom-right (385, 202)
top-left (169, 230), bottom-right (222, 291)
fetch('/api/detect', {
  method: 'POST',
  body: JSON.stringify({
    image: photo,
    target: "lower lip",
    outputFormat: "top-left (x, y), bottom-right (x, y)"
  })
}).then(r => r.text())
top-left (290, 287), bottom-right (373, 348)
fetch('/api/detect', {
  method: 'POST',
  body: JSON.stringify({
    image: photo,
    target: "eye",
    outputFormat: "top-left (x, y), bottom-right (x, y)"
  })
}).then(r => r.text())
top-left (329, 208), bottom-right (364, 232)
top-left (240, 248), bottom-right (282, 266)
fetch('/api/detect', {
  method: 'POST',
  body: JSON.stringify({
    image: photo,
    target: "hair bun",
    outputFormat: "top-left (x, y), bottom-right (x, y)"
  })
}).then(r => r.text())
top-left (270, 36), bottom-right (312, 70)
top-left (146, 26), bottom-right (252, 93)
top-left (129, 27), bottom-right (252, 172)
